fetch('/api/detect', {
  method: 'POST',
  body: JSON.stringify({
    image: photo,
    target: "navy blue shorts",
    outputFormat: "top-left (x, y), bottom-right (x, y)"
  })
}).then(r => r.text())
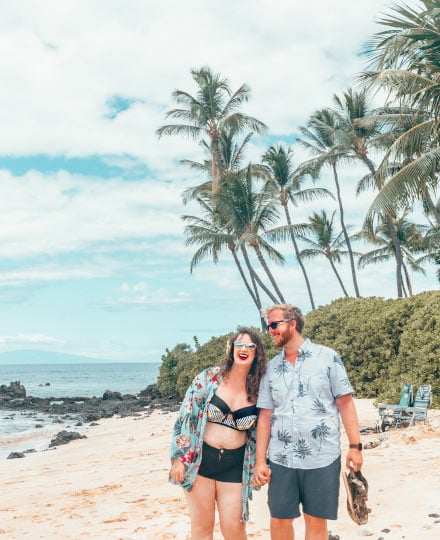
top-left (198, 441), bottom-right (245, 483)
top-left (268, 457), bottom-right (341, 520)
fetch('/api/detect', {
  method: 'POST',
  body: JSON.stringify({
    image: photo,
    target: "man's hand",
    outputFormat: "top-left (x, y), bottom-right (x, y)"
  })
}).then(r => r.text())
top-left (253, 462), bottom-right (271, 486)
top-left (169, 459), bottom-right (185, 483)
top-left (346, 448), bottom-right (363, 472)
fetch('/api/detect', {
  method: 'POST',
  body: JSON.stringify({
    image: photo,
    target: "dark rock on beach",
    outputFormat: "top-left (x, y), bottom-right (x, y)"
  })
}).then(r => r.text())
top-left (102, 390), bottom-right (123, 400)
top-left (49, 430), bottom-right (87, 448)
top-left (0, 382), bottom-right (179, 424)
top-left (0, 381), bottom-right (26, 399)
top-left (7, 451), bottom-right (26, 459)
top-left (139, 384), bottom-right (161, 400)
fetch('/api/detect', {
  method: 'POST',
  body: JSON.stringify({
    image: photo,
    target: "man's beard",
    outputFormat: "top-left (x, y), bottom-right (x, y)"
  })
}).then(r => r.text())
top-left (275, 331), bottom-right (290, 348)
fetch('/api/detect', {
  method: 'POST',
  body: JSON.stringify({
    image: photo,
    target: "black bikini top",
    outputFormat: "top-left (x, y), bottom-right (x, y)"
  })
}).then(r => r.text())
top-left (206, 392), bottom-right (258, 431)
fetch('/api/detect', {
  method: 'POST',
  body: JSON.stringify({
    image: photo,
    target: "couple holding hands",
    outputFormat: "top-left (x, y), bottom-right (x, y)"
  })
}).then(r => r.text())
top-left (169, 303), bottom-right (363, 540)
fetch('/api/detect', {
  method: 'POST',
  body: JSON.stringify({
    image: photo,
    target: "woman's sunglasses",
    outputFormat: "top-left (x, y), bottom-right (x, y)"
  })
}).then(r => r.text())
top-left (234, 342), bottom-right (257, 350)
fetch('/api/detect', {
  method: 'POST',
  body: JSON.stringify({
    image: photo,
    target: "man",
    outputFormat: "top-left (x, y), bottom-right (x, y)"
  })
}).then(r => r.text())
top-left (253, 304), bottom-right (363, 540)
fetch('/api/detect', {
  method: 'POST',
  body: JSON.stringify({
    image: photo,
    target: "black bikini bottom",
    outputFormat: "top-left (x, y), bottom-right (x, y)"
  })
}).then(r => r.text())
top-left (198, 441), bottom-right (246, 483)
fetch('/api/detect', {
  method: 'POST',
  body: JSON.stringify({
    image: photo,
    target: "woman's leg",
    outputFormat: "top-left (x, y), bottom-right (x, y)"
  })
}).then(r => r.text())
top-left (184, 475), bottom-right (216, 540)
top-left (216, 481), bottom-right (247, 540)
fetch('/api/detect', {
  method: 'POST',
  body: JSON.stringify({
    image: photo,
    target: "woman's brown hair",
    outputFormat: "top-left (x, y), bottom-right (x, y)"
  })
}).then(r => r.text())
top-left (219, 326), bottom-right (267, 402)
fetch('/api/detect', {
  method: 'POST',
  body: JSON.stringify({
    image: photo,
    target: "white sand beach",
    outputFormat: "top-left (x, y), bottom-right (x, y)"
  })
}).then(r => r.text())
top-left (1, 399), bottom-right (440, 539)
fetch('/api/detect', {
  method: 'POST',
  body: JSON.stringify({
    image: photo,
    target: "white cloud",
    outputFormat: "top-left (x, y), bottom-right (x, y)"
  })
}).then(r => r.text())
top-left (0, 0), bottom-right (399, 165)
top-left (104, 281), bottom-right (191, 308)
top-left (0, 169), bottom-right (186, 258)
top-left (0, 334), bottom-right (64, 345)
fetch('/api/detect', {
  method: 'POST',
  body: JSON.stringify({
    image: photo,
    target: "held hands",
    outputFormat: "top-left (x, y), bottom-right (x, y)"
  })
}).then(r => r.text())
top-left (170, 459), bottom-right (186, 483)
top-left (252, 462), bottom-right (271, 487)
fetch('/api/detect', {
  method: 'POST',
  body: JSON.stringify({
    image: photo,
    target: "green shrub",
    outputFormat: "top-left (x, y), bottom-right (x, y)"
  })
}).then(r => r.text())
top-left (157, 343), bottom-right (193, 398)
top-left (157, 291), bottom-right (439, 406)
top-left (304, 292), bottom-right (440, 407)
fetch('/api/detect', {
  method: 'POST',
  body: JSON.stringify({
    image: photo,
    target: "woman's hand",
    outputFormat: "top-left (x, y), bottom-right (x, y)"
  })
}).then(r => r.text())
top-left (253, 462), bottom-right (271, 486)
top-left (170, 459), bottom-right (186, 483)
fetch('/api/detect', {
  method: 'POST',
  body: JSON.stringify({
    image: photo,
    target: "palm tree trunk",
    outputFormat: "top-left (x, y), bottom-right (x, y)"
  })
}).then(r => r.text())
top-left (327, 256), bottom-right (349, 297)
top-left (211, 147), bottom-right (219, 193)
top-left (363, 156), bottom-right (404, 297)
top-left (230, 247), bottom-right (261, 309)
top-left (331, 163), bottom-right (360, 297)
top-left (210, 139), bottom-right (224, 193)
top-left (241, 246), bottom-right (279, 304)
top-left (240, 247), bottom-right (266, 331)
top-left (284, 203), bottom-right (316, 309)
top-left (252, 243), bottom-right (285, 303)
top-left (385, 213), bottom-right (404, 297)
top-left (402, 261), bottom-right (413, 296)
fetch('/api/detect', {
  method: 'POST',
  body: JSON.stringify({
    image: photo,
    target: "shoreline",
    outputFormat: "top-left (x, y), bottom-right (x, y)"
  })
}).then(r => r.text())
top-left (1, 399), bottom-right (440, 539)
top-left (0, 382), bottom-right (178, 459)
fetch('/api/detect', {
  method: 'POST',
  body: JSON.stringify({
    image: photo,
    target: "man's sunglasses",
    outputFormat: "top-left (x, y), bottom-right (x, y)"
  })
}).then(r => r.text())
top-left (234, 342), bottom-right (257, 350)
top-left (266, 319), bottom-right (292, 330)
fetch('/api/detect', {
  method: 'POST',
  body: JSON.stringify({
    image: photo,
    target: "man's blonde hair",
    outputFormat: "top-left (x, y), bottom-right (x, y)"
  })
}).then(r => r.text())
top-left (261, 304), bottom-right (305, 334)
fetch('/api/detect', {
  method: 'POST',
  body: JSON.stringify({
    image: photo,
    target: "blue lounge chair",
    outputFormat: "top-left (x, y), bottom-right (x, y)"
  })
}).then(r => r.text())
top-left (377, 384), bottom-right (414, 430)
top-left (407, 384), bottom-right (432, 425)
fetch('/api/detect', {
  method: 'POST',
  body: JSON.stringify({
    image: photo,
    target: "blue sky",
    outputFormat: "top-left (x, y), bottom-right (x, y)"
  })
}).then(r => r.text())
top-left (0, 0), bottom-right (434, 363)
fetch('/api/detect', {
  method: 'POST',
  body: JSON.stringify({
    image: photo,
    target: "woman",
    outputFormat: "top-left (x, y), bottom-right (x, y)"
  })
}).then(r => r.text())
top-left (169, 327), bottom-right (267, 539)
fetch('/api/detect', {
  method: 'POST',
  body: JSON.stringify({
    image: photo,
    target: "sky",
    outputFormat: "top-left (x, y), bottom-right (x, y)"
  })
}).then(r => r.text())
top-left (0, 0), bottom-right (435, 364)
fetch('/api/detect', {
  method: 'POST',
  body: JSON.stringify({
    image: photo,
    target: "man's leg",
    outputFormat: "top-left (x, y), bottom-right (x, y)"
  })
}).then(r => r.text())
top-left (303, 513), bottom-right (327, 540)
top-left (270, 517), bottom-right (294, 540)
top-left (267, 461), bottom-right (299, 540)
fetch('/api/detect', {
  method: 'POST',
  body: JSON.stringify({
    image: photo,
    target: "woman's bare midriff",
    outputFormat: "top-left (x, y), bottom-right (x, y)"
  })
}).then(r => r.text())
top-left (203, 421), bottom-right (247, 450)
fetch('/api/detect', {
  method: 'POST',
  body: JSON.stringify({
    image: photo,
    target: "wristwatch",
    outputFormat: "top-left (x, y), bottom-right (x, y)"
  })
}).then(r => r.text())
top-left (349, 443), bottom-right (363, 450)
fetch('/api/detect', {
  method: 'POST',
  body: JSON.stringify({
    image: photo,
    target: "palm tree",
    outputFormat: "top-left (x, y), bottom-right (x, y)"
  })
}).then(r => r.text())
top-left (182, 194), bottom-right (272, 329)
top-left (357, 210), bottom-right (427, 296)
top-left (297, 210), bottom-right (352, 297)
top-left (258, 144), bottom-right (333, 310)
top-left (216, 165), bottom-right (286, 303)
top-left (299, 109), bottom-right (360, 296)
top-left (361, 1), bottom-right (440, 221)
top-left (333, 87), bottom-right (407, 297)
top-left (157, 66), bottom-right (267, 192)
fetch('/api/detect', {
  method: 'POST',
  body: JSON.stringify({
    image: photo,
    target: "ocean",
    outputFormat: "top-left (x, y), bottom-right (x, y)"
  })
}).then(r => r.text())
top-left (0, 362), bottom-right (160, 458)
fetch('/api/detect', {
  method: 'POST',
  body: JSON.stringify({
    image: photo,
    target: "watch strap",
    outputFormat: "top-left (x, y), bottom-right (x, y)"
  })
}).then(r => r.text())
top-left (349, 443), bottom-right (363, 450)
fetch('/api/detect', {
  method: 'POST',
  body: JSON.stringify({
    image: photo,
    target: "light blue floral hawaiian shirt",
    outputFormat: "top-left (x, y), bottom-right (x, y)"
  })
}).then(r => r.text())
top-left (169, 366), bottom-right (258, 522)
top-left (256, 338), bottom-right (353, 469)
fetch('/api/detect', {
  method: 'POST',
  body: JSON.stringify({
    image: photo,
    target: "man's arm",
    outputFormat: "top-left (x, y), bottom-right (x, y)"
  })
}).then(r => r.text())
top-left (336, 393), bottom-right (363, 472)
top-left (253, 408), bottom-right (273, 486)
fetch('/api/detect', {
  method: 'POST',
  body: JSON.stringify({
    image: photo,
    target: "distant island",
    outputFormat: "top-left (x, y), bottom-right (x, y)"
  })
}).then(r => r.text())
top-left (0, 349), bottom-right (119, 365)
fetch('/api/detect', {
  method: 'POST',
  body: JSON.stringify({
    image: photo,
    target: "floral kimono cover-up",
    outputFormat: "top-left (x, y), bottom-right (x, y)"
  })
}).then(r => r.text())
top-left (169, 366), bottom-right (258, 522)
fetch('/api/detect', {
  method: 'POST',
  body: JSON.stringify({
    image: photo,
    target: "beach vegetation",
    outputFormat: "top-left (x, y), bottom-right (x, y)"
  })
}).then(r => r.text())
top-left (158, 291), bottom-right (439, 407)
top-left (304, 291), bottom-right (440, 407)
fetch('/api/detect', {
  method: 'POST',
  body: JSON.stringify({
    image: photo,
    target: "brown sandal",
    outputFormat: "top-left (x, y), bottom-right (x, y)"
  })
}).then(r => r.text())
top-left (342, 467), bottom-right (370, 525)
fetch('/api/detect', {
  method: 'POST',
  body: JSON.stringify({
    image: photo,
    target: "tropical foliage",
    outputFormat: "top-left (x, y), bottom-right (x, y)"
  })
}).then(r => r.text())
top-left (156, 1), bottom-right (439, 404)
top-left (158, 291), bottom-right (440, 407)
